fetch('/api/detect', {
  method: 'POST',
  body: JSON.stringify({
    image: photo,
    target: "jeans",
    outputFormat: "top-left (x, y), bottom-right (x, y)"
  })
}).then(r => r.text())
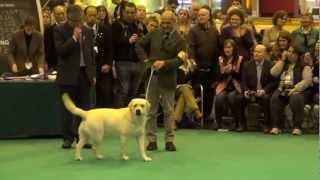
top-left (115, 61), bottom-right (144, 107)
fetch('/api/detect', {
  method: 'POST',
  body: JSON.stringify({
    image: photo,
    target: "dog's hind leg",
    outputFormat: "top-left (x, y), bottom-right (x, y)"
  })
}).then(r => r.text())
top-left (75, 132), bottom-right (87, 161)
top-left (120, 135), bottom-right (129, 161)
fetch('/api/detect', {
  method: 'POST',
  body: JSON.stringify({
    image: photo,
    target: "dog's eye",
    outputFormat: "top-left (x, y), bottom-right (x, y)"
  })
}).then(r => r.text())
top-left (141, 105), bottom-right (144, 108)
top-left (134, 104), bottom-right (137, 108)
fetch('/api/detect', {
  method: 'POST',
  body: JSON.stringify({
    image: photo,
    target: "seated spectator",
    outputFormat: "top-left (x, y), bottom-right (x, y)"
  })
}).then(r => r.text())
top-left (270, 31), bottom-right (291, 63)
top-left (8, 16), bottom-right (45, 76)
top-left (263, 10), bottom-right (289, 50)
top-left (270, 44), bottom-right (313, 135)
top-left (291, 12), bottom-right (319, 54)
top-left (214, 39), bottom-right (245, 131)
top-left (174, 59), bottom-right (202, 129)
top-left (242, 44), bottom-right (278, 133)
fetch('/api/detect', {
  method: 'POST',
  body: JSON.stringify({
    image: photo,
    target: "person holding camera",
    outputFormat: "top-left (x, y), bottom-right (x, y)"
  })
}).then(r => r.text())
top-left (269, 45), bottom-right (313, 135)
top-left (112, 2), bottom-right (147, 108)
top-left (242, 44), bottom-right (278, 133)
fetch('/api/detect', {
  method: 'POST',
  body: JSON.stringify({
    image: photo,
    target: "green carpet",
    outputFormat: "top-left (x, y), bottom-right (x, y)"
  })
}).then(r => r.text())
top-left (0, 130), bottom-right (317, 180)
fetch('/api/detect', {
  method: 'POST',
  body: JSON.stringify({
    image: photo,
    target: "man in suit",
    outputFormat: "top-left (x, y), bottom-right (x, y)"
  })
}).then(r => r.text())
top-left (135, 10), bottom-right (186, 151)
top-left (54, 5), bottom-right (96, 148)
top-left (8, 16), bottom-right (45, 75)
top-left (44, 5), bottom-right (66, 71)
top-left (84, 6), bottom-right (114, 108)
top-left (241, 44), bottom-right (278, 132)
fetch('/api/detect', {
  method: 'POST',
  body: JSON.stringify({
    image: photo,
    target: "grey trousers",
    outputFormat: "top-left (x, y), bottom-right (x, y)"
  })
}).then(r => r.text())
top-left (146, 75), bottom-right (175, 143)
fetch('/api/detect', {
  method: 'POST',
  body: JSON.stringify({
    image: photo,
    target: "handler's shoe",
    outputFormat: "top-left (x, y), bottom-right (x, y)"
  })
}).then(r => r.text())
top-left (146, 142), bottom-right (158, 151)
top-left (165, 142), bottom-right (176, 151)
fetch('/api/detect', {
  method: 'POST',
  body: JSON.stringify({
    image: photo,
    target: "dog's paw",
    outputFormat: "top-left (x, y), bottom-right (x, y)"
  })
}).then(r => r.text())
top-left (75, 156), bottom-right (83, 161)
top-left (121, 155), bottom-right (130, 161)
top-left (143, 156), bottom-right (152, 162)
top-left (96, 154), bottom-right (104, 160)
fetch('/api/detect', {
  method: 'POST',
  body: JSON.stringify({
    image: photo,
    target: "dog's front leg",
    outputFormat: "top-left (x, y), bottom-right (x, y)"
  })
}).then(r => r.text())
top-left (137, 134), bottom-right (152, 162)
top-left (120, 135), bottom-right (129, 160)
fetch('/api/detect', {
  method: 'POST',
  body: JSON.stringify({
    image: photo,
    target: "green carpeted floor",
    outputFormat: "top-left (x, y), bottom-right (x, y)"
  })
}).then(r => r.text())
top-left (0, 130), bottom-right (317, 180)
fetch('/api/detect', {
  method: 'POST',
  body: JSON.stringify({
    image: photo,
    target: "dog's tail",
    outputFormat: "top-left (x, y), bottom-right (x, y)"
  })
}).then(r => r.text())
top-left (62, 93), bottom-right (87, 119)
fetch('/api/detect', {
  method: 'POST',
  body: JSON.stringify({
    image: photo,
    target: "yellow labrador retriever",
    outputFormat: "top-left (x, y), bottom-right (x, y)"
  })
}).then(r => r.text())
top-left (62, 94), bottom-right (152, 162)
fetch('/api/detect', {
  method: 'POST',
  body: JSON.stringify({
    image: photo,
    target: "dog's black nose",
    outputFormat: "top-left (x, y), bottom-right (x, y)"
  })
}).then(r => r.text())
top-left (136, 109), bottom-right (141, 115)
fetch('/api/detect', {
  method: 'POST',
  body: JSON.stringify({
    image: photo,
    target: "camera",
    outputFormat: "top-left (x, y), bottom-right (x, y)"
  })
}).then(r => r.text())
top-left (247, 91), bottom-right (256, 102)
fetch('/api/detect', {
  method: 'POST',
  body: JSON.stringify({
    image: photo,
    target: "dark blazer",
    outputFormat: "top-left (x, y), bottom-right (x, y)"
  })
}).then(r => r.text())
top-left (44, 24), bottom-right (58, 70)
top-left (54, 22), bottom-right (96, 86)
top-left (112, 20), bottom-right (147, 62)
top-left (8, 30), bottom-right (45, 74)
top-left (241, 59), bottom-right (278, 93)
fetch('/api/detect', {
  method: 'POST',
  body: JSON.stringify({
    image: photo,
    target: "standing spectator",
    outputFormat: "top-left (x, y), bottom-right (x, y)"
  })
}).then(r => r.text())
top-left (214, 39), bottom-right (244, 131)
top-left (44, 5), bottom-right (66, 71)
top-left (188, 8), bottom-right (220, 121)
top-left (8, 16), bottom-right (45, 76)
top-left (97, 5), bottom-right (111, 27)
top-left (145, 16), bottom-right (159, 33)
top-left (227, 0), bottom-right (247, 15)
top-left (54, 5), bottom-right (96, 148)
top-left (112, 2), bottom-right (146, 108)
top-left (84, 6), bottom-right (114, 108)
top-left (263, 10), bottom-right (288, 50)
top-left (42, 8), bottom-right (52, 30)
top-left (242, 44), bottom-right (278, 133)
top-left (270, 45), bottom-right (313, 135)
top-left (177, 9), bottom-right (191, 39)
top-left (112, 0), bottom-right (127, 21)
top-left (155, 0), bottom-right (178, 15)
top-left (136, 5), bottom-right (147, 24)
top-left (291, 12), bottom-right (319, 54)
top-left (189, 2), bottom-right (200, 27)
top-left (135, 11), bottom-right (186, 151)
top-left (220, 9), bottom-right (254, 61)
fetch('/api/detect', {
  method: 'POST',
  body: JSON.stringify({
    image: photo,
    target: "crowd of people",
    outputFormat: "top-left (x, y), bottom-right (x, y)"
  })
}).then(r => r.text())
top-left (7, 0), bottom-right (319, 151)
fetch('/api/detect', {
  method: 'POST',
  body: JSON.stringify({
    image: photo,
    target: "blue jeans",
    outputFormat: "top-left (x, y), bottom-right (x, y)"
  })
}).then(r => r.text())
top-left (115, 61), bottom-right (144, 107)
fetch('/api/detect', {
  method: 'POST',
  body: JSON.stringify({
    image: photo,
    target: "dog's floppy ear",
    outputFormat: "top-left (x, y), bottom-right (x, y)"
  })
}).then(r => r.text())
top-left (128, 100), bottom-right (134, 113)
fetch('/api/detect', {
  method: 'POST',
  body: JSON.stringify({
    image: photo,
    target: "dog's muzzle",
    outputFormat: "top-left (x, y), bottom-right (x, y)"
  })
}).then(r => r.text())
top-left (136, 109), bottom-right (141, 116)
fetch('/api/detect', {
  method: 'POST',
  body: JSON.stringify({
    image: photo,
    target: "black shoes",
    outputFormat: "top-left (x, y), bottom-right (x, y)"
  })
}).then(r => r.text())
top-left (165, 142), bottom-right (176, 151)
top-left (83, 144), bottom-right (92, 149)
top-left (146, 142), bottom-right (158, 151)
top-left (61, 140), bottom-right (72, 149)
top-left (146, 142), bottom-right (177, 151)
top-left (61, 139), bottom-right (92, 149)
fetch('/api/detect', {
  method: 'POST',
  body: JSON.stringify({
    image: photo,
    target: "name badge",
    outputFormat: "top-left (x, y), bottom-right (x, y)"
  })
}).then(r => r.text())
top-left (94, 46), bottom-right (99, 53)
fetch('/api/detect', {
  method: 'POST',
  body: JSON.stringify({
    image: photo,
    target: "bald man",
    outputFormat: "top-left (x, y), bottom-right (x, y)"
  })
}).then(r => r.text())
top-left (188, 8), bottom-right (219, 122)
top-left (44, 5), bottom-right (66, 70)
top-left (136, 11), bottom-right (186, 151)
top-left (241, 44), bottom-right (278, 133)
